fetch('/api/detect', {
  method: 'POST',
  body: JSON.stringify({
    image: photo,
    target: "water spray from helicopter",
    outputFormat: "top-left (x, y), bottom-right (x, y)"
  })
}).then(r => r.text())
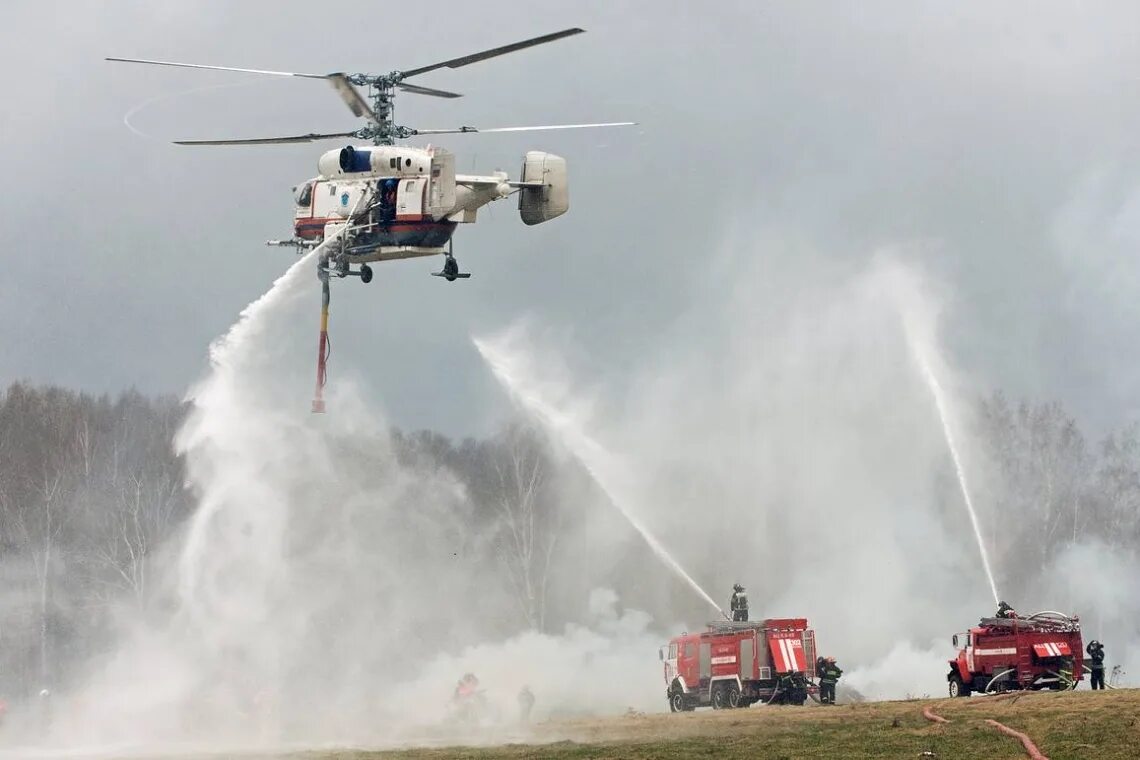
top-left (473, 334), bottom-right (727, 620)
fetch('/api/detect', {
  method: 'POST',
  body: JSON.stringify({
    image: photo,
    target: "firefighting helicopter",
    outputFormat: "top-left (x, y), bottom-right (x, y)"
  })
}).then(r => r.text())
top-left (108, 28), bottom-right (633, 412)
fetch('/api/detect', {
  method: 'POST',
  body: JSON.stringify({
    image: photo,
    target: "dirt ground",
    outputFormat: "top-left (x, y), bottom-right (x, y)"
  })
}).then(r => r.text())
top-left (9, 689), bottom-right (1133, 760)
top-left (276, 688), bottom-right (1140, 760)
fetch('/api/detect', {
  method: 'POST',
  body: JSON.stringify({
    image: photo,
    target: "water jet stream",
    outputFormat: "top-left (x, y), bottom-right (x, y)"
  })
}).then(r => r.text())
top-left (474, 335), bottom-right (727, 620)
top-left (903, 322), bottom-right (1001, 607)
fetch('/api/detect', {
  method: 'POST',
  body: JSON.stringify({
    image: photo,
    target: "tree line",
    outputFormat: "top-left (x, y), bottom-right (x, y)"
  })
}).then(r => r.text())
top-left (1, 382), bottom-right (1138, 702)
top-left (0, 382), bottom-right (583, 702)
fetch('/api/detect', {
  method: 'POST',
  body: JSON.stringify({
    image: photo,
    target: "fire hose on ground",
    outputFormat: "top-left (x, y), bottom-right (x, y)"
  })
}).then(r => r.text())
top-left (984, 719), bottom-right (1050, 760)
top-left (919, 702), bottom-right (1050, 760)
top-left (921, 705), bottom-right (949, 724)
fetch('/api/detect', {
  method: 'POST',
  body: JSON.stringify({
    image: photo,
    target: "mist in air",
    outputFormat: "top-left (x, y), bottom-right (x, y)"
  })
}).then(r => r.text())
top-left (3, 3), bottom-right (1140, 755)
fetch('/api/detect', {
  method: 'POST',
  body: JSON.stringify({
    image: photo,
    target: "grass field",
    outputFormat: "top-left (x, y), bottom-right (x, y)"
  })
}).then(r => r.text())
top-left (294, 689), bottom-right (1140, 760)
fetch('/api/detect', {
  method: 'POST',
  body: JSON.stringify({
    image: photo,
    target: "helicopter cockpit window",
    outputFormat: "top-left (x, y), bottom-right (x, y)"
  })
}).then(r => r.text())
top-left (389, 157), bottom-right (397, 169)
top-left (293, 182), bottom-right (313, 207)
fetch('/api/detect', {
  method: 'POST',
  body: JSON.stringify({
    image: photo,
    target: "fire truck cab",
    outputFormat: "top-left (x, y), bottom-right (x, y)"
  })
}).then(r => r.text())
top-left (660, 618), bottom-right (818, 711)
top-left (947, 611), bottom-right (1083, 696)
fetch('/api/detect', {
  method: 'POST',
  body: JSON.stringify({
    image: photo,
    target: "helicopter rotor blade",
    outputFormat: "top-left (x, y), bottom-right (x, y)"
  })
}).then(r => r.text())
top-left (399, 28), bottom-right (584, 79)
top-left (327, 74), bottom-right (377, 121)
top-left (105, 57), bottom-right (330, 79)
top-left (173, 131), bottom-right (359, 146)
top-left (408, 121), bottom-right (636, 136)
top-left (396, 82), bottom-right (463, 99)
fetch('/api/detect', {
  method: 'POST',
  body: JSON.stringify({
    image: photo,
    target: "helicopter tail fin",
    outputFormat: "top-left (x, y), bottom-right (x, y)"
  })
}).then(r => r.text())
top-left (518, 152), bottom-right (567, 225)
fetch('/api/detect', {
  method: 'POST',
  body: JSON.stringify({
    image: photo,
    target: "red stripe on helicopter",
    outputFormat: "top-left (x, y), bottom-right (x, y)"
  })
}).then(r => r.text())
top-left (294, 218), bottom-right (455, 232)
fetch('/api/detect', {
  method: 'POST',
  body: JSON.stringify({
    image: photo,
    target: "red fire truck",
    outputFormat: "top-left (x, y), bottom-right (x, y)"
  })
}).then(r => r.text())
top-left (660, 618), bottom-right (818, 711)
top-left (947, 611), bottom-right (1084, 696)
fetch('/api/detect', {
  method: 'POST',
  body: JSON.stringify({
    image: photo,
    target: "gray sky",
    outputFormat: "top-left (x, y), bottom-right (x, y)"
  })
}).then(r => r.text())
top-left (3, 1), bottom-right (1140, 437)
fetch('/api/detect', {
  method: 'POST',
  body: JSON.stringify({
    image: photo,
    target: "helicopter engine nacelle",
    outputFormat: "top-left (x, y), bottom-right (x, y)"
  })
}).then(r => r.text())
top-left (317, 145), bottom-right (430, 178)
top-left (518, 151), bottom-right (568, 225)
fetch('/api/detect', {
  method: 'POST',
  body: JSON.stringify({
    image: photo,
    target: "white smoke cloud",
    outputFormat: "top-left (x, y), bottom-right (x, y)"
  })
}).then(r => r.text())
top-left (470, 246), bottom-right (1002, 698)
top-left (9, 251), bottom-right (683, 758)
top-left (844, 640), bottom-right (952, 701)
top-left (1035, 540), bottom-right (1140, 687)
top-left (386, 588), bottom-right (668, 734)
top-left (13, 227), bottom-right (1138, 757)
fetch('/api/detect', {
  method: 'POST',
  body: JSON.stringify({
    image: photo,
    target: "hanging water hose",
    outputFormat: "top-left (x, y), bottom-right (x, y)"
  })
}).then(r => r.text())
top-left (984, 668), bottom-right (1016, 694)
top-left (1044, 670), bottom-right (1077, 691)
top-left (765, 675), bottom-right (789, 705)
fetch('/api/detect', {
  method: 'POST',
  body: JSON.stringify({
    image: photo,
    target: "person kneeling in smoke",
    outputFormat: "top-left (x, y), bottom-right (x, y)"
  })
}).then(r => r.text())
top-left (730, 584), bottom-right (749, 622)
top-left (818, 657), bottom-right (843, 704)
top-left (1086, 640), bottom-right (1106, 690)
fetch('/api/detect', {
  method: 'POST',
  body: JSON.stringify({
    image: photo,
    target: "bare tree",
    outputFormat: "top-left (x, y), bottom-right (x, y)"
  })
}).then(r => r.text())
top-left (490, 422), bottom-right (561, 632)
top-left (1095, 426), bottom-right (1140, 557)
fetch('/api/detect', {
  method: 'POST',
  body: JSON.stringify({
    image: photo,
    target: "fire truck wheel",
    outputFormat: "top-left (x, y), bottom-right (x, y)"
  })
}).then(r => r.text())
top-left (669, 690), bottom-right (690, 713)
top-left (948, 674), bottom-right (971, 698)
top-left (712, 684), bottom-right (740, 710)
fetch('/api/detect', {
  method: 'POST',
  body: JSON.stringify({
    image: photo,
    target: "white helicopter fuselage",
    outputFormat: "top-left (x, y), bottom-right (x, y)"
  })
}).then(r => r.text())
top-left (291, 145), bottom-right (567, 262)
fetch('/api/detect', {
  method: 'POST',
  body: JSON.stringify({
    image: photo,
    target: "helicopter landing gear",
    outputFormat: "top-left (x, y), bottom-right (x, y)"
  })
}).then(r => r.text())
top-left (325, 254), bottom-right (373, 284)
top-left (432, 241), bottom-right (471, 282)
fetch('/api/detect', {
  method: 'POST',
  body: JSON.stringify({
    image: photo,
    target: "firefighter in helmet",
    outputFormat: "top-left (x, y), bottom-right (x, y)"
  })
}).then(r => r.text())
top-left (995, 601), bottom-right (1016, 619)
top-left (818, 656), bottom-right (843, 705)
top-left (1086, 640), bottom-right (1106, 690)
top-left (730, 584), bottom-right (749, 622)
top-left (454, 673), bottom-right (479, 700)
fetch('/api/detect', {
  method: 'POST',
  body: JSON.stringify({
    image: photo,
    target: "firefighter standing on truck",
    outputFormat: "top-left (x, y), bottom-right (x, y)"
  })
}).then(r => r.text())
top-left (1086, 640), bottom-right (1106, 690)
top-left (818, 657), bottom-right (842, 704)
top-left (730, 584), bottom-right (749, 622)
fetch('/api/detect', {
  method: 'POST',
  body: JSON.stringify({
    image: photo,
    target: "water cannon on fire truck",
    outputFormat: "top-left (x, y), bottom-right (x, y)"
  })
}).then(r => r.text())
top-left (947, 610), bottom-right (1084, 697)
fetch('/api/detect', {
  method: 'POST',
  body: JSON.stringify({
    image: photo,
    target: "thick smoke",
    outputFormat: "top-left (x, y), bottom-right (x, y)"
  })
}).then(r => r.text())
top-left (9, 236), bottom-right (1137, 757)
top-left (469, 246), bottom-right (1135, 699)
top-left (1036, 540), bottom-right (1140, 684)
top-left (7, 252), bottom-right (680, 757)
top-left (16, 236), bottom-right (1136, 760)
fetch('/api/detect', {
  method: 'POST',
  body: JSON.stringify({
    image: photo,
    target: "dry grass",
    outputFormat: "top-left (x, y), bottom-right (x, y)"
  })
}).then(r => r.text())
top-left (281, 688), bottom-right (1140, 760)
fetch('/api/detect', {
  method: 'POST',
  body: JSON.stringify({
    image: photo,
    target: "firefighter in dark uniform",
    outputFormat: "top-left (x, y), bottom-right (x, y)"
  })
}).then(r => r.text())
top-left (379, 178), bottom-right (398, 223)
top-left (819, 657), bottom-right (842, 704)
top-left (995, 601), bottom-right (1015, 619)
top-left (1086, 640), bottom-right (1106, 690)
top-left (730, 584), bottom-right (749, 622)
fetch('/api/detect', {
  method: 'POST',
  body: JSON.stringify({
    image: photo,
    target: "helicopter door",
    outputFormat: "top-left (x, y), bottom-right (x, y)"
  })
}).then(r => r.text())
top-left (427, 149), bottom-right (456, 220)
top-left (396, 178), bottom-right (425, 221)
